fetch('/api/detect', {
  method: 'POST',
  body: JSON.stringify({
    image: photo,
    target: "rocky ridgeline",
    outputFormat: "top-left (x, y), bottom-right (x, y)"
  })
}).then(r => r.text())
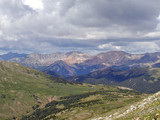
top-left (2, 51), bottom-right (160, 77)
top-left (92, 91), bottom-right (160, 120)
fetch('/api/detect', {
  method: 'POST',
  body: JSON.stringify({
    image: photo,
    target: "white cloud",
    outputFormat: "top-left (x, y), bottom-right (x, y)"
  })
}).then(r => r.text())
top-left (128, 42), bottom-right (160, 52)
top-left (22, 0), bottom-right (43, 10)
top-left (98, 42), bottom-right (160, 53)
top-left (98, 43), bottom-right (122, 50)
top-left (5, 36), bottom-right (18, 41)
top-left (158, 15), bottom-right (160, 20)
top-left (144, 32), bottom-right (160, 38)
top-left (0, 31), bottom-right (2, 36)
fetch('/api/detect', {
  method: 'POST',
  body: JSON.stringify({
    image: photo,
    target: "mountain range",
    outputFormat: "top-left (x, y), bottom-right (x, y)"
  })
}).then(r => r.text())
top-left (2, 51), bottom-right (160, 76)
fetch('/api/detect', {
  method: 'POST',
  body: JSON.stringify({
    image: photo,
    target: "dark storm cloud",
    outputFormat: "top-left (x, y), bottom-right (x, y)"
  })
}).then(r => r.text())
top-left (0, 0), bottom-right (160, 54)
top-left (62, 0), bottom-right (160, 31)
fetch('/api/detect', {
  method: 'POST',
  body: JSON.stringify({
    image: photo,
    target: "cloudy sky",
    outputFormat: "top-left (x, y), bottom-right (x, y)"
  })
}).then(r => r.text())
top-left (0, 0), bottom-right (160, 54)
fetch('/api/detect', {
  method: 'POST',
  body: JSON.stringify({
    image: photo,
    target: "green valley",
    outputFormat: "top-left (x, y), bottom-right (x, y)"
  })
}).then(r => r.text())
top-left (0, 61), bottom-right (117, 120)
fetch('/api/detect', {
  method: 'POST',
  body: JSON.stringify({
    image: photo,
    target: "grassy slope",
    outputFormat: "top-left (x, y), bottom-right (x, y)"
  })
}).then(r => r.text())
top-left (21, 88), bottom-right (147, 120)
top-left (0, 61), bottom-right (113, 120)
top-left (91, 91), bottom-right (160, 120)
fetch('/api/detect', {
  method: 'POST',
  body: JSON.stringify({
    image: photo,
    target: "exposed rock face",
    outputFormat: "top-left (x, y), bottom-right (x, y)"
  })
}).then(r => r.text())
top-left (9, 51), bottom-right (92, 69)
top-left (64, 51), bottom-right (92, 65)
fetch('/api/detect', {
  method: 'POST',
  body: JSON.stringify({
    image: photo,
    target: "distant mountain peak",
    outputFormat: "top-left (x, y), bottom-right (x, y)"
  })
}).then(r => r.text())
top-left (0, 52), bottom-right (28, 61)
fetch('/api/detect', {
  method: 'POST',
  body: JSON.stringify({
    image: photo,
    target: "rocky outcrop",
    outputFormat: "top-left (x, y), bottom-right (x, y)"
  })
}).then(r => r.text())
top-left (9, 51), bottom-right (92, 69)
top-left (91, 91), bottom-right (160, 120)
